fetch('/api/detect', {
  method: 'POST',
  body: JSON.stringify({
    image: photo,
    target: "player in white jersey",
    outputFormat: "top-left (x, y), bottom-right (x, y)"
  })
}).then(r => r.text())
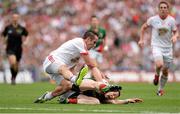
top-left (34, 31), bottom-right (106, 103)
top-left (138, 1), bottom-right (179, 96)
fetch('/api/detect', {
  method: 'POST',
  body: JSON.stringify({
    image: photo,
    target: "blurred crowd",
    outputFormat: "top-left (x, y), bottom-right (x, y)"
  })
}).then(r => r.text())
top-left (0, 0), bottom-right (180, 80)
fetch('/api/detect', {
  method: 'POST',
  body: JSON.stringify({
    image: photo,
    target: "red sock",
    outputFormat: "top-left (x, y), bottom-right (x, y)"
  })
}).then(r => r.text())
top-left (68, 98), bottom-right (77, 104)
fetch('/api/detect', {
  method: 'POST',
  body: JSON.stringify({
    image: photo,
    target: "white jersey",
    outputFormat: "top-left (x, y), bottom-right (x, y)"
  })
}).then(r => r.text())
top-left (147, 15), bottom-right (177, 48)
top-left (47, 38), bottom-right (88, 68)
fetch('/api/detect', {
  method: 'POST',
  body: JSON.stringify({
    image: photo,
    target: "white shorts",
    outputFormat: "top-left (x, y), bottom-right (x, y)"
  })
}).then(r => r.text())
top-left (152, 46), bottom-right (173, 68)
top-left (43, 55), bottom-right (66, 85)
top-left (89, 50), bottom-right (103, 63)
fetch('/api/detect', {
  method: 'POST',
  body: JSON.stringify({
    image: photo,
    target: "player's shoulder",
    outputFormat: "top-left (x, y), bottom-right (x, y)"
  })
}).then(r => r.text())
top-left (73, 37), bottom-right (83, 41)
top-left (167, 15), bottom-right (176, 21)
top-left (5, 24), bottom-right (13, 28)
top-left (18, 24), bottom-right (26, 29)
top-left (148, 15), bottom-right (159, 20)
top-left (99, 27), bottom-right (106, 31)
top-left (71, 37), bottom-right (84, 44)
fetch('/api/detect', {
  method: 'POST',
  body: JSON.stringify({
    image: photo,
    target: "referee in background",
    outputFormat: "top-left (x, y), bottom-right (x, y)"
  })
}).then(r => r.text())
top-left (1, 13), bottom-right (28, 85)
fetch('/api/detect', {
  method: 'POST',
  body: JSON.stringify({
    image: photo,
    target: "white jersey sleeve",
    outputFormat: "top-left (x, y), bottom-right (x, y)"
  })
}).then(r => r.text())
top-left (171, 18), bottom-right (177, 31)
top-left (147, 16), bottom-right (154, 26)
top-left (74, 38), bottom-right (88, 55)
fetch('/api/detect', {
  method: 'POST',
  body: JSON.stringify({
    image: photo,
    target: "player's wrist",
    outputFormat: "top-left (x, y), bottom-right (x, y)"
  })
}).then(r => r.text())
top-left (125, 99), bottom-right (129, 104)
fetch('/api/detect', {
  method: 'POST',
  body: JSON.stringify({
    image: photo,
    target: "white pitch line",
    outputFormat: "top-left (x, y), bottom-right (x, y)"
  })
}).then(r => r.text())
top-left (1, 107), bottom-right (179, 114)
top-left (0, 107), bottom-right (138, 113)
top-left (141, 112), bottom-right (180, 114)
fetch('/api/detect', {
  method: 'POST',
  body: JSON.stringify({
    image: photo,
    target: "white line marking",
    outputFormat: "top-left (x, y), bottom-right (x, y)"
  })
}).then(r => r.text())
top-left (1, 107), bottom-right (179, 114)
top-left (0, 107), bottom-right (137, 113)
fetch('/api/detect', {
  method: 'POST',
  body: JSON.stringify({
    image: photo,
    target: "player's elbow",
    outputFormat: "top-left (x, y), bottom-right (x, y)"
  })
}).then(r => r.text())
top-left (141, 23), bottom-right (148, 31)
top-left (87, 64), bottom-right (97, 69)
top-left (140, 26), bottom-right (146, 33)
top-left (86, 60), bottom-right (97, 69)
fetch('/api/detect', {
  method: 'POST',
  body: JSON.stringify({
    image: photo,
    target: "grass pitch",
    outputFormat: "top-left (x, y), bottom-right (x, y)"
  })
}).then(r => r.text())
top-left (0, 82), bottom-right (180, 113)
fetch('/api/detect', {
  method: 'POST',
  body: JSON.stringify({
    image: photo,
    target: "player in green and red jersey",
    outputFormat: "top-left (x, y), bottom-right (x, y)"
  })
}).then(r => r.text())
top-left (88, 15), bottom-right (106, 66)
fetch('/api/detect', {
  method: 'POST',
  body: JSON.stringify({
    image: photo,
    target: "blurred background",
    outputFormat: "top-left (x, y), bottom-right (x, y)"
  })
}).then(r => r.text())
top-left (0, 0), bottom-right (179, 83)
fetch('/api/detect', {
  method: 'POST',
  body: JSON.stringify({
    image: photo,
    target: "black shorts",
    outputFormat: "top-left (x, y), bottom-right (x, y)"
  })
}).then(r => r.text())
top-left (68, 92), bottom-right (80, 99)
top-left (6, 48), bottom-right (22, 62)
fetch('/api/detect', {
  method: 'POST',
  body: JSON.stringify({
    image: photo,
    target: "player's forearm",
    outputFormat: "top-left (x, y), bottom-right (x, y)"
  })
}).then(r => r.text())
top-left (91, 67), bottom-right (103, 81)
top-left (82, 55), bottom-right (103, 81)
top-left (140, 23), bottom-right (148, 41)
top-left (106, 99), bottom-right (129, 104)
top-left (173, 30), bottom-right (179, 38)
top-left (113, 98), bottom-right (143, 104)
top-left (22, 36), bottom-right (29, 45)
top-left (140, 27), bottom-right (145, 41)
top-left (114, 100), bottom-right (129, 104)
top-left (82, 54), bottom-right (97, 68)
top-left (2, 36), bottom-right (7, 44)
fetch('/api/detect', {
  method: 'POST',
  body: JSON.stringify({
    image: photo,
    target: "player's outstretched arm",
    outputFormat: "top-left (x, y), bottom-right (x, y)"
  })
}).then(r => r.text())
top-left (105, 98), bottom-right (143, 104)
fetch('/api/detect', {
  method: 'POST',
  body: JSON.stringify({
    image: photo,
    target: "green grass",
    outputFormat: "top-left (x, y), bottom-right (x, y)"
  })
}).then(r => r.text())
top-left (0, 82), bottom-right (180, 113)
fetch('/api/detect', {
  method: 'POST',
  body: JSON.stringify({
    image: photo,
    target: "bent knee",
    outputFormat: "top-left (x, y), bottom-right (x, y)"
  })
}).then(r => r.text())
top-left (156, 64), bottom-right (163, 69)
top-left (155, 60), bottom-right (163, 68)
top-left (162, 68), bottom-right (168, 76)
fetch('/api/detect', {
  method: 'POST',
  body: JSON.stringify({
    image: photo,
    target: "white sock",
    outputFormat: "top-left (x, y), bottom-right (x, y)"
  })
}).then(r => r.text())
top-left (70, 75), bottom-right (77, 84)
top-left (44, 92), bottom-right (53, 100)
top-left (158, 75), bottom-right (168, 91)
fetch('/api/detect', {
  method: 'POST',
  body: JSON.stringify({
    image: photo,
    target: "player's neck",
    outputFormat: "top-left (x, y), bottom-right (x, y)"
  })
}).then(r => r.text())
top-left (159, 14), bottom-right (168, 20)
top-left (12, 23), bottom-right (18, 27)
top-left (91, 26), bottom-right (99, 32)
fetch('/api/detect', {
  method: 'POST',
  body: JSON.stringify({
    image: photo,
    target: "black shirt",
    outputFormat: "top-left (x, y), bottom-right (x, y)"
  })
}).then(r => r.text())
top-left (2, 24), bottom-right (28, 49)
top-left (82, 90), bottom-right (106, 103)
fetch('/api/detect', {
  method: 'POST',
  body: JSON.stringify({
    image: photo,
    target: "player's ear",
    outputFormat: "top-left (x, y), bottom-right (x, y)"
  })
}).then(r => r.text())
top-left (118, 90), bottom-right (121, 97)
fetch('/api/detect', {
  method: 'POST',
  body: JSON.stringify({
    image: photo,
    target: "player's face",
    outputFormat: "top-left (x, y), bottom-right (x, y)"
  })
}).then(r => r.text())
top-left (158, 3), bottom-right (169, 18)
top-left (12, 14), bottom-right (19, 24)
top-left (91, 17), bottom-right (99, 29)
top-left (86, 35), bottom-right (98, 50)
top-left (104, 91), bottom-right (120, 100)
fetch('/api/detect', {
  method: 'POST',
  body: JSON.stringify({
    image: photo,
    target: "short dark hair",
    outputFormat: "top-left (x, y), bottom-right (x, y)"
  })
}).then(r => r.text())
top-left (158, 1), bottom-right (170, 9)
top-left (83, 30), bottom-right (99, 39)
top-left (109, 85), bottom-right (122, 97)
top-left (91, 15), bottom-right (98, 19)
